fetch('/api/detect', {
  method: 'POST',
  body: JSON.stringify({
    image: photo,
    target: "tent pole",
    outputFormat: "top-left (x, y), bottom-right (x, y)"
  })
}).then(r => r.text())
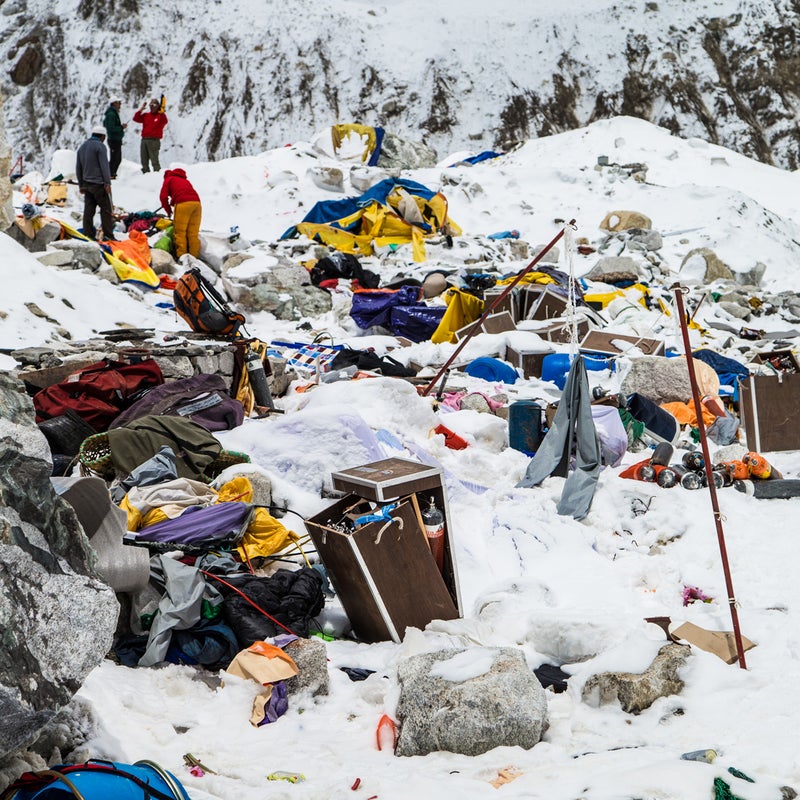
top-left (671, 283), bottom-right (748, 669)
top-left (421, 220), bottom-right (576, 397)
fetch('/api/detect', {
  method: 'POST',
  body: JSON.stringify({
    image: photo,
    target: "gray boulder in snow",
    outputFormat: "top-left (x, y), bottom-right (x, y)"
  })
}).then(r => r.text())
top-left (378, 132), bottom-right (438, 170)
top-left (620, 355), bottom-right (694, 403)
top-left (585, 256), bottom-right (643, 284)
top-left (0, 374), bottom-right (118, 762)
top-left (308, 166), bottom-right (345, 193)
top-left (628, 228), bottom-right (663, 251)
top-left (49, 239), bottom-right (104, 270)
top-left (350, 165), bottom-right (392, 193)
top-left (284, 638), bottom-right (329, 697)
top-left (395, 647), bottom-right (547, 757)
top-left (736, 262), bottom-right (766, 287)
top-left (4, 220), bottom-right (62, 253)
top-left (223, 252), bottom-right (332, 320)
top-left (581, 642), bottom-right (690, 714)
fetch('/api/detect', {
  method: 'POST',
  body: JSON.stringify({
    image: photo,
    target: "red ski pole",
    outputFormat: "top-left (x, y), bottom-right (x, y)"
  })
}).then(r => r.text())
top-left (421, 220), bottom-right (576, 397)
top-left (672, 284), bottom-right (747, 669)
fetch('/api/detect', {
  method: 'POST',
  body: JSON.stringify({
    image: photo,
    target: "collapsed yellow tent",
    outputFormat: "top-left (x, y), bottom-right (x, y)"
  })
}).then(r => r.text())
top-left (283, 177), bottom-right (461, 262)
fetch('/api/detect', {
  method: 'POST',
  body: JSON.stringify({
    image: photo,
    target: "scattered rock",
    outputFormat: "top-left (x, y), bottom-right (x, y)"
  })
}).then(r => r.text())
top-left (582, 642), bottom-right (689, 713)
top-left (680, 247), bottom-right (734, 282)
top-left (284, 638), bottom-right (329, 697)
top-left (599, 210), bottom-right (652, 231)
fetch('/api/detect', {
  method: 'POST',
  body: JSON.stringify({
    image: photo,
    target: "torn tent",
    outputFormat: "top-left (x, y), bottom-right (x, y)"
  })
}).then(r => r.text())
top-left (57, 220), bottom-right (160, 288)
top-left (282, 178), bottom-right (461, 262)
top-left (313, 123), bottom-right (385, 166)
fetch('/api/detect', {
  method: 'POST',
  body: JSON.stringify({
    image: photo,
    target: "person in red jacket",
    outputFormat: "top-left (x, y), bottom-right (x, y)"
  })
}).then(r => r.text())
top-left (160, 168), bottom-right (202, 258)
top-left (133, 98), bottom-right (168, 173)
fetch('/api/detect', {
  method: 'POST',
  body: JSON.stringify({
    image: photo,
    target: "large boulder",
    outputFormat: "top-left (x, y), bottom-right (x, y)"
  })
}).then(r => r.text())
top-left (621, 355), bottom-right (720, 403)
top-left (395, 647), bottom-right (548, 757)
top-left (680, 247), bottom-right (735, 283)
top-left (378, 132), bottom-right (438, 170)
top-left (0, 374), bottom-right (119, 762)
top-left (222, 252), bottom-right (332, 320)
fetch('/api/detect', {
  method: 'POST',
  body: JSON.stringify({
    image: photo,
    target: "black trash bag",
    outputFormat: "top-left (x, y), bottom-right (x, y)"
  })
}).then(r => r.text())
top-left (329, 348), bottom-right (417, 377)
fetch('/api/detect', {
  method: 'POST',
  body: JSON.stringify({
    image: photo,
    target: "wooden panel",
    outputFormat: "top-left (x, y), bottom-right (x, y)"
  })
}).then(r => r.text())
top-left (579, 329), bottom-right (664, 357)
top-left (739, 374), bottom-right (800, 452)
top-left (332, 457), bottom-right (443, 502)
top-left (306, 495), bottom-right (459, 644)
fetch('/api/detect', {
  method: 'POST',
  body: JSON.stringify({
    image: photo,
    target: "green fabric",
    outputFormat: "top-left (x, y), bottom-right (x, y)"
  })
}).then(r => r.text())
top-left (153, 226), bottom-right (174, 253)
top-left (103, 105), bottom-right (125, 142)
top-left (107, 415), bottom-right (222, 481)
top-left (618, 407), bottom-right (646, 441)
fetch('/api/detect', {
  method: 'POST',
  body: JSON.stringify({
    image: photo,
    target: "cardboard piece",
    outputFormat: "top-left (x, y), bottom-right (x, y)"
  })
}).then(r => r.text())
top-left (454, 311), bottom-right (516, 341)
top-left (226, 642), bottom-right (299, 685)
top-left (670, 621), bottom-right (756, 664)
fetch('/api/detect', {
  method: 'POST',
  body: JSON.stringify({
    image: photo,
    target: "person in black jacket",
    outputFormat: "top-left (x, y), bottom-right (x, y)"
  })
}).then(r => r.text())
top-left (75, 126), bottom-right (116, 241)
top-left (103, 96), bottom-right (127, 179)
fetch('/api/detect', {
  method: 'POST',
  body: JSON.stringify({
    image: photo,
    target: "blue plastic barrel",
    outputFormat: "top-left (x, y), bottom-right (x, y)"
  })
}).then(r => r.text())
top-left (508, 400), bottom-right (544, 456)
top-left (540, 353), bottom-right (615, 390)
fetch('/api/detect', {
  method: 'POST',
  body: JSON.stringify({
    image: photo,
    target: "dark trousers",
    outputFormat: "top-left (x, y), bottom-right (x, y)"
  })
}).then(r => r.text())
top-left (108, 141), bottom-right (122, 178)
top-left (81, 183), bottom-right (115, 240)
top-left (140, 138), bottom-right (161, 173)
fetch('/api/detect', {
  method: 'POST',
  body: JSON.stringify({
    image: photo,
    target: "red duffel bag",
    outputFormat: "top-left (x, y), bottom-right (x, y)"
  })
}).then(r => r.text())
top-left (33, 358), bottom-right (164, 432)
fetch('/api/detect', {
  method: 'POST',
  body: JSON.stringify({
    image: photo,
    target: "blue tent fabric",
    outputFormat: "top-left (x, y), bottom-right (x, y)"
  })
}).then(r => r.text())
top-left (280, 177), bottom-right (441, 240)
top-left (349, 285), bottom-right (444, 341)
top-left (692, 349), bottom-right (749, 379)
top-left (463, 357), bottom-right (519, 384)
top-left (367, 127), bottom-right (385, 167)
top-left (448, 150), bottom-right (503, 167)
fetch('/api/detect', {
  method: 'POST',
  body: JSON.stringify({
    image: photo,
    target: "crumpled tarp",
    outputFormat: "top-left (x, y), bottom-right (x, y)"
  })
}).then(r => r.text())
top-left (516, 356), bottom-right (601, 520)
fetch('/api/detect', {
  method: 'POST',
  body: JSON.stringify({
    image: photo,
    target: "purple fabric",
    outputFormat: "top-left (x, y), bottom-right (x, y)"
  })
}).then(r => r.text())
top-left (257, 681), bottom-right (289, 725)
top-left (136, 502), bottom-right (252, 546)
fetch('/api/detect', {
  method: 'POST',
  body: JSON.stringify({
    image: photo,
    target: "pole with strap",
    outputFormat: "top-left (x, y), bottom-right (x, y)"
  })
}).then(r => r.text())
top-left (421, 220), bottom-right (576, 397)
top-left (671, 283), bottom-right (747, 669)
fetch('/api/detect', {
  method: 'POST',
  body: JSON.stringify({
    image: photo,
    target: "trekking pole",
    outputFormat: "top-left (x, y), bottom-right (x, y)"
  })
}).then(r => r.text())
top-left (671, 283), bottom-right (747, 669)
top-left (421, 220), bottom-right (576, 397)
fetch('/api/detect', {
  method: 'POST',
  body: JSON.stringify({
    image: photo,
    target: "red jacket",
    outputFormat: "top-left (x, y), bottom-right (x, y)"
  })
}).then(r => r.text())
top-left (133, 109), bottom-right (168, 139)
top-left (160, 169), bottom-right (200, 216)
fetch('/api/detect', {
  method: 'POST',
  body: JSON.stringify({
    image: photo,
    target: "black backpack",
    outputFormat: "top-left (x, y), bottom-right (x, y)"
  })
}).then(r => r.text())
top-left (173, 267), bottom-right (246, 337)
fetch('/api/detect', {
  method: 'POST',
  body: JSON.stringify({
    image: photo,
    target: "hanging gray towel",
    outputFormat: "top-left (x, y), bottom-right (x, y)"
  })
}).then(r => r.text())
top-left (516, 355), bottom-right (601, 520)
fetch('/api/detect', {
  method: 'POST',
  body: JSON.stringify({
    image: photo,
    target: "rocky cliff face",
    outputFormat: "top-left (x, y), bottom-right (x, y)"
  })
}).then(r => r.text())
top-left (2, 0), bottom-right (800, 171)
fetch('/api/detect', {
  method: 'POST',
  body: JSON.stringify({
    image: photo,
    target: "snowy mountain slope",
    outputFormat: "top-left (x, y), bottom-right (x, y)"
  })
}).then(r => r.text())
top-left (3, 0), bottom-right (800, 172)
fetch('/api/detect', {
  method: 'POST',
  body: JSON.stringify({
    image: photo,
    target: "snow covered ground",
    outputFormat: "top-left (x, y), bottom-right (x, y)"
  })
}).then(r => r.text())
top-left (3, 116), bottom-right (800, 799)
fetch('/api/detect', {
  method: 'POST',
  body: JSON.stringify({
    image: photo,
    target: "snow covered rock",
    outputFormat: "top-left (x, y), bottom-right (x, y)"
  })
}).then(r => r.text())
top-left (395, 647), bottom-right (547, 757)
top-left (0, 374), bottom-right (118, 761)
top-left (581, 642), bottom-right (690, 714)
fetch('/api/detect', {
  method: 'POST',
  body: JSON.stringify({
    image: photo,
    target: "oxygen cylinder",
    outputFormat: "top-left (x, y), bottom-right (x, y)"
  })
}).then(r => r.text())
top-left (421, 496), bottom-right (445, 573)
top-left (682, 451), bottom-right (705, 472)
top-left (650, 442), bottom-right (674, 467)
top-left (743, 452), bottom-right (782, 480)
top-left (656, 466), bottom-right (679, 488)
top-left (245, 347), bottom-right (275, 410)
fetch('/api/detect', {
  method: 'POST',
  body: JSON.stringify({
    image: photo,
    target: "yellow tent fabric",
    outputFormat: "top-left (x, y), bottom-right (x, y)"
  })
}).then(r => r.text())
top-left (57, 220), bottom-right (160, 288)
top-left (331, 124), bottom-right (378, 163)
top-left (296, 184), bottom-right (461, 263)
top-left (496, 271), bottom-right (558, 287)
top-left (219, 476), bottom-right (300, 561)
top-left (431, 287), bottom-right (485, 344)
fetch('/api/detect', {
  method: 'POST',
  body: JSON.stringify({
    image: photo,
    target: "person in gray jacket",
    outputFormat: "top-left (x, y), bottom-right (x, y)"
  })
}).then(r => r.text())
top-left (75, 125), bottom-right (116, 241)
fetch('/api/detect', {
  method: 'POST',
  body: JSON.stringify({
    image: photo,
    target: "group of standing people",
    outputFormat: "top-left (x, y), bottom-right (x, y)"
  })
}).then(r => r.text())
top-left (75, 95), bottom-right (202, 258)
